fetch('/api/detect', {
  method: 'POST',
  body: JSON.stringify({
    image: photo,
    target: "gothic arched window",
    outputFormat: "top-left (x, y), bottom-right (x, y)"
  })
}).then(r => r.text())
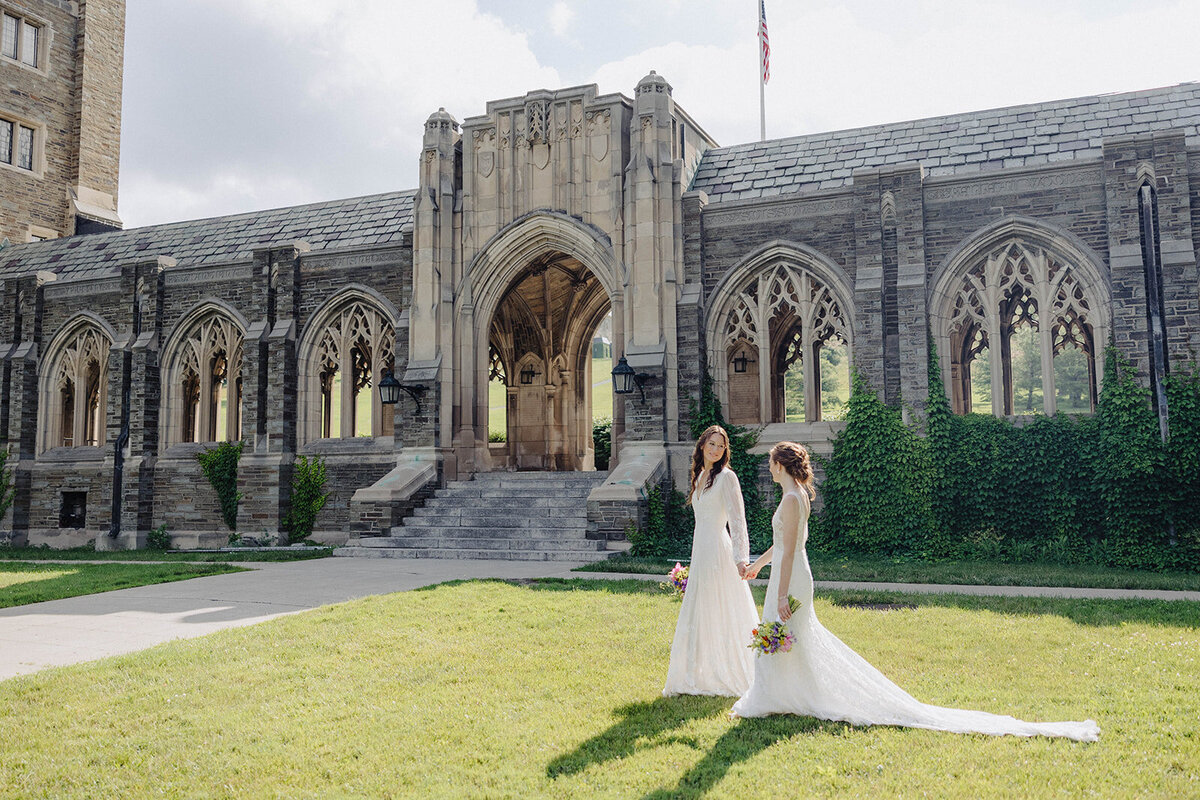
top-left (42, 326), bottom-right (110, 450)
top-left (166, 312), bottom-right (243, 444)
top-left (309, 300), bottom-right (395, 440)
top-left (716, 262), bottom-right (851, 425)
top-left (942, 240), bottom-right (1100, 416)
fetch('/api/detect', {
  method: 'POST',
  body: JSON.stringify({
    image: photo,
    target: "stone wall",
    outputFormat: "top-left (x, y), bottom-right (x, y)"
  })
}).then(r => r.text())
top-left (0, 0), bottom-right (124, 242)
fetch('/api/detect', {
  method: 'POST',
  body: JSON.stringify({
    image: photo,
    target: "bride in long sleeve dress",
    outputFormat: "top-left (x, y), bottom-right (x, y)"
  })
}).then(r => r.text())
top-left (731, 441), bottom-right (1099, 742)
top-left (663, 425), bottom-right (761, 697)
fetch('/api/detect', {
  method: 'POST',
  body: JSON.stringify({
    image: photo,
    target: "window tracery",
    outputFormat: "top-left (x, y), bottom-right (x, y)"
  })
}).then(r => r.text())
top-left (172, 313), bottom-right (243, 444)
top-left (718, 262), bottom-right (850, 423)
top-left (313, 301), bottom-right (395, 439)
top-left (44, 326), bottom-right (109, 449)
top-left (944, 239), bottom-right (1098, 415)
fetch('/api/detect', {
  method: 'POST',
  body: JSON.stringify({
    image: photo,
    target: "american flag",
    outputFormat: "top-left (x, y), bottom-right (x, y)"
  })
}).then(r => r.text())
top-left (758, 0), bottom-right (770, 84)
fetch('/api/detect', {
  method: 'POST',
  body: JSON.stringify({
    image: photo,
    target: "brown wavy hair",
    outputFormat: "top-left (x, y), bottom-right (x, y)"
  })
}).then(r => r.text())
top-left (688, 425), bottom-right (730, 502)
top-left (769, 441), bottom-right (814, 500)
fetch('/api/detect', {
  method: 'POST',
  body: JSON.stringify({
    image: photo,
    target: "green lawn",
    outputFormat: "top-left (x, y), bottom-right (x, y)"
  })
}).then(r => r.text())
top-left (581, 554), bottom-right (1200, 592)
top-left (0, 578), bottom-right (1194, 798)
top-left (0, 562), bottom-right (246, 609)
top-left (0, 545), bottom-right (333, 562)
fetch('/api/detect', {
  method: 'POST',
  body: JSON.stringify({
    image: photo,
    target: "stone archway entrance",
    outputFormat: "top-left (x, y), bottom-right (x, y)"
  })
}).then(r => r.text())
top-left (486, 251), bottom-right (610, 470)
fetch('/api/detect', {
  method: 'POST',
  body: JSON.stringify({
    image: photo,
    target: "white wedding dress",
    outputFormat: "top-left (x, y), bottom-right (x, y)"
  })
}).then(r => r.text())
top-left (731, 489), bottom-right (1100, 742)
top-left (663, 468), bottom-right (761, 697)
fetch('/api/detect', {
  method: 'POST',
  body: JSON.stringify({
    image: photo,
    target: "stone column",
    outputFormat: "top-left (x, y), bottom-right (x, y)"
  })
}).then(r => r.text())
top-left (885, 164), bottom-right (930, 416)
top-left (1102, 132), bottom-right (1199, 380)
top-left (677, 190), bottom-right (708, 442)
top-left (620, 71), bottom-right (683, 445)
top-left (851, 170), bottom-right (886, 397)
top-left (1, 272), bottom-right (55, 543)
top-left (410, 108), bottom-right (460, 475)
top-left (235, 243), bottom-right (307, 541)
top-left (99, 256), bottom-right (170, 549)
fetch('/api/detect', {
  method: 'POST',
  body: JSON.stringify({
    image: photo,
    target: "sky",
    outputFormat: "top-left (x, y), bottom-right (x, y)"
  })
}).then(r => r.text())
top-left (117, 0), bottom-right (1200, 229)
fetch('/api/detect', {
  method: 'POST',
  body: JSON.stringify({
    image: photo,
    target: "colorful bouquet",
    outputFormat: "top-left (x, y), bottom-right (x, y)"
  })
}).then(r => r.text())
top-left (747, 596), bottom-right (803, 655)
top-left (661, 562), bottom-right (688, 598)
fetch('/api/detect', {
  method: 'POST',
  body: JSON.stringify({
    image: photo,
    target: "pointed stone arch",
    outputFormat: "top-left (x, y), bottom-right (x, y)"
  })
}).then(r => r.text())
top-left (160, 300), bottom-right (249, 448)
top-left (929, 216), bottom-right (1112, 415)
top-left (38, 312), bottom-right (117, 453)
top-left (456, 211), bottom-right (624, 471)
top-left (297, 286), bottom-right (402, 445)
top-left (705, 241), bottom-right (856, 423)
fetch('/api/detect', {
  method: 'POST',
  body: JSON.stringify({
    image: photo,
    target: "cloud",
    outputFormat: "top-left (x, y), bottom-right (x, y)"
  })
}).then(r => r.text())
top-left (549, 2), bottom-right (574, 38)
top-left (121, 0), bottom-right (560, 227)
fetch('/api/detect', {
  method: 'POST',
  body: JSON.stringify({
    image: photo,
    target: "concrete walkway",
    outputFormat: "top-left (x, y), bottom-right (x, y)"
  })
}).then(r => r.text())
top-left (1, 558), bottom-right (1197, 682)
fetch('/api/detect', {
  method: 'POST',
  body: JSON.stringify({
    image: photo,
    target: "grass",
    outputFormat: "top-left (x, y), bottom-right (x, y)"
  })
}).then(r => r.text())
top-left (0, 578), bottom-right (1195, 798)
top-left (0, 545), bottom-right (333, 562)
top-left (579, 553), bottom-right (1200, 592)
top-left (0, 562), bottom-right (246, 608)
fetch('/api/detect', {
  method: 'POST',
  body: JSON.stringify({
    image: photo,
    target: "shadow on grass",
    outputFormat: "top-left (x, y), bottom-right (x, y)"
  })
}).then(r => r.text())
top-left (547, 696), bottom-right (729, 779)
top-left (546, 695), bottom-right (848, 798)
top-left (451, 577), bottom-right (1200, 630)
top-left (642, 716), bottom-right (851, 800)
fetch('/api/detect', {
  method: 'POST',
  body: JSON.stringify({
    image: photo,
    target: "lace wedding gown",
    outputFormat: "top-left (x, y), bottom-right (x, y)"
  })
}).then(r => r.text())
top-left (663, 468), bottom-right (761, 697)
top-left (731, 489), bottom-right (1100, 741)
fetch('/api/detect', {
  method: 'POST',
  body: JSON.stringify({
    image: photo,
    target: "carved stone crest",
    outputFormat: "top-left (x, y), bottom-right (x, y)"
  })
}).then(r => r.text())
top-left (588, 110), bottom-right (610, 162)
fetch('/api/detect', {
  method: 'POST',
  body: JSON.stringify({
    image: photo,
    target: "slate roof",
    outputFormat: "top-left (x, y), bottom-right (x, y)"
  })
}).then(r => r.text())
top-left (0, 190), bottom-right (416, 282)
top-left (691, 83), bottom-right (1200, 204)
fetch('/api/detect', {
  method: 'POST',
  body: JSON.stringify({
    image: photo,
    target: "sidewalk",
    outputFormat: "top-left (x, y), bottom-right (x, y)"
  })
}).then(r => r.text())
top-left (2, 558), bottom-right (1197, 682)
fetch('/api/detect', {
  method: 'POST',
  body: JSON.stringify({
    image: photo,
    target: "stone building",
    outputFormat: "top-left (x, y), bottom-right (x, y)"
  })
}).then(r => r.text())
top-left (0, 0), bottom-right (124, 244)
top-left (0, 11), bottom-right (1197, 553)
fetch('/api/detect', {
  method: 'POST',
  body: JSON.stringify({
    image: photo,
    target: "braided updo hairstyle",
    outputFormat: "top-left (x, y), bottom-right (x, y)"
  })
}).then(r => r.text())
top-left (769, 441), bottom-right (814, 500)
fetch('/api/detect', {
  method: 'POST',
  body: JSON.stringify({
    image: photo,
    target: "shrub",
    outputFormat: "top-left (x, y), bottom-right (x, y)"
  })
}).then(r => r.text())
top-left (627, 484), bottom-right (693, 560)
top-left (146, 524), bottom-right (170, 550)
top-left (283, 455), bottom-right (329, 544)
top-left (819, 371), bottom-right (936, 556)
top-left (196, 441), bottom-right (243, 531)
top-left (592, 418), bottom-right (612, 471)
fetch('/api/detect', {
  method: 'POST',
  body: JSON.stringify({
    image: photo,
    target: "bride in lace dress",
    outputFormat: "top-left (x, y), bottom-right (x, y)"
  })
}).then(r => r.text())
top-left (663, 425), bottom-right (761, 697)
top-left (730, 441), bottom-right (1099, 742)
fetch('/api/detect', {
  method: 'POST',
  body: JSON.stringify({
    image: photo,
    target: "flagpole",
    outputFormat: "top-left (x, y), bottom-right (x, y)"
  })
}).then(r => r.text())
top-left (757, 0), bottom-right (767, 142)
top-left (759, 67), bottom-right (766, 142)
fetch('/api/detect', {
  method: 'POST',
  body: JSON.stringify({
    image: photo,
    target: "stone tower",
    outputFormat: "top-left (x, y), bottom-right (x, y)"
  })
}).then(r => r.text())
top-left (0, 0), bottom-right (125, 245)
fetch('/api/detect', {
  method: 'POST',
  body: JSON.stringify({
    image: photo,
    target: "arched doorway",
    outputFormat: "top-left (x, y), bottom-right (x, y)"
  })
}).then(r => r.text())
top-left (486, 251), bottom-right (611, 470)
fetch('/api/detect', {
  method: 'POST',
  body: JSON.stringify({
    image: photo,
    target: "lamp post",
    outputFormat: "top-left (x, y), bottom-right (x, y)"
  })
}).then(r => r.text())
top-left (611, 356), bottom-right (653, 402)
top-left (378, 368), bottom-right (424, 414)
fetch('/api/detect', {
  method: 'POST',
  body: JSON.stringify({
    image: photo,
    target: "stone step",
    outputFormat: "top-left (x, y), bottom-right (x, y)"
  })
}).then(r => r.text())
top-left (334, 546), bottom-right (612, 562)
top-left (402, 512), bottom-right (587, 527)
top-left (392, 524), bottom-right (587, 538)
top-left (353, 535), bottom-right (605, 552)
top-left (410, 496), bottom-right (588, 515)
top-left (433, 487), bottom-right (595, 500)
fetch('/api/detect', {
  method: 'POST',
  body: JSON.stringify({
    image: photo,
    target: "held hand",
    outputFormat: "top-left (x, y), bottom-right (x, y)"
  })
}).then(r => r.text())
top-left (743, 563), bottom-right (762, 580)
top-left (736, 561), bottom-right (749, 578)
top-left (777, 596), bottom-right (792, 622)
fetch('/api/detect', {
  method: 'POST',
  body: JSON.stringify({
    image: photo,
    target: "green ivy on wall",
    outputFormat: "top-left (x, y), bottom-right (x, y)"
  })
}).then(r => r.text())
top-left (818, 342), bottom-right (1200, 573)
top-left (196, 441), bottom-right (244, 532)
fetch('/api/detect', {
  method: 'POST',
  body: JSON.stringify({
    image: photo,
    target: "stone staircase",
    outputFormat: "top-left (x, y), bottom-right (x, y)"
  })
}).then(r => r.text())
top-left (335, 471), bottom-right (616, 561)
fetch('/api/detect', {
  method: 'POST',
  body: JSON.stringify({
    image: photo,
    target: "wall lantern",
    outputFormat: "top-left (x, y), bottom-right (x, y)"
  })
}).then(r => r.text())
top-left (378, 368), bottom-right (426, 414)
top-left (519, 365), bottom-right (541, 385)
top-left (611, 355), bottom-right (653, 402)
top-left (732, 351), bottom-right (756, 374)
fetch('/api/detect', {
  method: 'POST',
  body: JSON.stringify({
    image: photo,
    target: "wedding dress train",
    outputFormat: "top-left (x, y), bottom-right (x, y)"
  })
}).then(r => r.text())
top-left (663, 468), bottom-right (761, 697)
top-left (731, 490), bottom-right (1100, 742)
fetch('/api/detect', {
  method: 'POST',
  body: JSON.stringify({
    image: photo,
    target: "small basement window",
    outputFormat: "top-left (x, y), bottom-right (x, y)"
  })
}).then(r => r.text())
top-left (60, 491), bottom-right (86, 529)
